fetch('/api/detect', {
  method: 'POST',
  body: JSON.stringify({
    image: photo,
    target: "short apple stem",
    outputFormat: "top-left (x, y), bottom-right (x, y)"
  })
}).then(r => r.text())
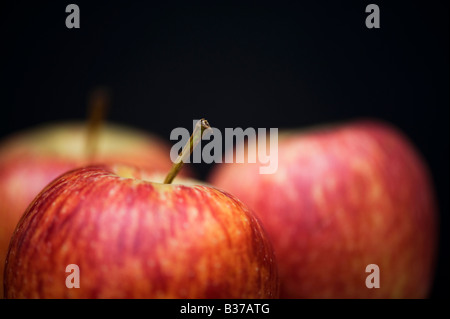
top-left (86, 87), bottom-right (110, 158)
top-left (164, 119), bottom-right (211, 184)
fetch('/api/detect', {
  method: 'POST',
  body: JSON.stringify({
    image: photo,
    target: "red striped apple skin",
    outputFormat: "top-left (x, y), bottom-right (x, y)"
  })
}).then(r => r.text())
top-left (4, 165), bottom-right (279, 299)
top-left (209, 120), bottom-right (438, 299)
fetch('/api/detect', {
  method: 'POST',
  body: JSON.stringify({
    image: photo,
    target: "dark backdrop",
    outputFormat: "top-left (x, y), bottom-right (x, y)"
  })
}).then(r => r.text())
top-left (0, 1), bottom-right (448, 298)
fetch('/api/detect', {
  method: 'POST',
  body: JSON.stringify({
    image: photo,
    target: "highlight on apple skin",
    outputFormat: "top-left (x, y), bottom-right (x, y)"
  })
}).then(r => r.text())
top-left (0, 122), bottom-right (181, 296)
top-left (4, 164), bottom-right (279, 298)
top-left (209, 119), bottom-right (438, 298)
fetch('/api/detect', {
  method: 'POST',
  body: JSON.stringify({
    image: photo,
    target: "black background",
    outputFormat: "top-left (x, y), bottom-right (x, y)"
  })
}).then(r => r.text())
top-left (0, 1), bottom-right (448, 298)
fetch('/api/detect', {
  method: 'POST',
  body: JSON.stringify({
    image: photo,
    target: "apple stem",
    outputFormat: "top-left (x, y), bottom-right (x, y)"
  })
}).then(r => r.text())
top-left (86, 87), bottom-right (110, 158)
top-left (164, 119), bottom-right (211, 184)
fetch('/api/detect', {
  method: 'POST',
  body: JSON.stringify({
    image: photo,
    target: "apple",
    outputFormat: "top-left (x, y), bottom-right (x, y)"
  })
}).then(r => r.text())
top-left (4, 163), bottom-right (279, 298)
top-left (209, 119), bottom-right (438, 298)
top-left (0, 121), bottom-right (181, 296)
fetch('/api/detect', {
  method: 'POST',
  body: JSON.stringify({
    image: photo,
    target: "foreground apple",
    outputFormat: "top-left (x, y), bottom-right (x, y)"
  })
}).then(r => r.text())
top-left (4, 163), bottom-right (278, 298)
top-left (4, 119), bottom-right (279, 298)
top-left (0, 121), bottom-right (178, 296)
top-left (209, 119), bottom-right (438, 298)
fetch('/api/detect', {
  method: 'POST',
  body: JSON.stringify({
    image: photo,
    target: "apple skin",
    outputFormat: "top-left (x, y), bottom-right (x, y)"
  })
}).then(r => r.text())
top-left (4, 164), bottom-right (279, 299)
top-left (209, 120), bottom-right (438, 298)
top-left (0, 122), bottom-right (184, 297)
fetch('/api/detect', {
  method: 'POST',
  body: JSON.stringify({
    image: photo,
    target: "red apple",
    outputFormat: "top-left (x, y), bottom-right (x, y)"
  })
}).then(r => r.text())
top-left (0, 122), bottom-right (181, 296)
top-left (4, 164), bottom-right (278, 298)
top-left (209, 120), bottom-right (438, 298)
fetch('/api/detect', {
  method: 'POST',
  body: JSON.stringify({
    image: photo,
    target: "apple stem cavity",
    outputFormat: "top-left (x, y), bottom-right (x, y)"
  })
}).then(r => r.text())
top-left (164, 118), bottom-right (211, 184)
top-left (85, 87), bottom-right (110, 158)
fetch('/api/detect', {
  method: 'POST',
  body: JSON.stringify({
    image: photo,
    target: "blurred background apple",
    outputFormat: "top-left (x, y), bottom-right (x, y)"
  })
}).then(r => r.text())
top-left (209, 120), bottom-right (438, 298)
